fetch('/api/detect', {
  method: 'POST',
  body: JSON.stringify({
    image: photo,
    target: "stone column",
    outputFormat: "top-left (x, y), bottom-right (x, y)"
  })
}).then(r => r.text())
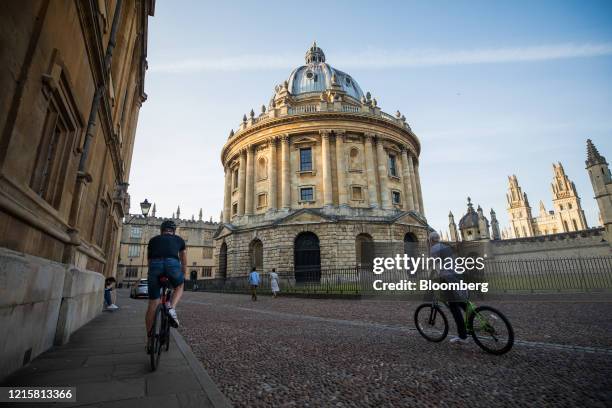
top-left (281, 134), bottom-right (291, 209)
top-left (413, 158), bottom-right (425, 216)
top-left (375, 136), bottom-right (391, 209)
top-left (223, 164), bottom-right (231, 222)
top-left (400, 147), bottom-right (415, 211)
top-left (238, 149), bottom-right (246, 216)
top-left (407, 154), bottom-right (420, 214)
top-left (268, 137), bottom-right (277, 210)
top-left (335, 130), bottom-right (348, 206)
top-left (364, 133), bottom-right (379, 208)
top-left (320, 130), bottom-right (333, 206)
top-left (245, 145), bottom-right (255, 215)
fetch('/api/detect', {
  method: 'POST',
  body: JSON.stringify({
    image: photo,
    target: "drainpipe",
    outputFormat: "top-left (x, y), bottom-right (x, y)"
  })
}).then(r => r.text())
top-left (79, 0), bottom-right (123, 172)
top-left (64, 0), bottom-right (124, 264)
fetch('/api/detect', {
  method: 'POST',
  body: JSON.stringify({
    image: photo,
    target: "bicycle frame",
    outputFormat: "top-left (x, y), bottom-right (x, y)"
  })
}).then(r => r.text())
top-left (430, 292), bottom-right (483, 333)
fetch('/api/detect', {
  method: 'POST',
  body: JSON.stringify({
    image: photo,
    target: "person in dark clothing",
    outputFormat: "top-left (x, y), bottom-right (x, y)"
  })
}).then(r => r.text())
top-left (428, 231), bottom-right (469, 345)
top-left (104, 277), bottom-right (118, 310)
top-left (145, 220), bottom-right (187, 347)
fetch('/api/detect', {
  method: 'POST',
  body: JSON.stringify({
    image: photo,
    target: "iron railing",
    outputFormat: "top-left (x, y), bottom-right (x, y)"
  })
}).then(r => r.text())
top-left (117, 257), bottom-right (612, 295)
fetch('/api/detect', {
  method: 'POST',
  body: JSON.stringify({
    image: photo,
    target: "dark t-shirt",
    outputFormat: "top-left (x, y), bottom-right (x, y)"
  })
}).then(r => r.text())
top-left (147, 234), bottom-right (186, 260)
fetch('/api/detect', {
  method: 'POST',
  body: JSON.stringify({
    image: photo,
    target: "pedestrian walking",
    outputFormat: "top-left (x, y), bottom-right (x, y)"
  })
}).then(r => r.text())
top-left (270, 268), bottom-right (280, 298)
top-left (248, 267), bottom-right (260, 301)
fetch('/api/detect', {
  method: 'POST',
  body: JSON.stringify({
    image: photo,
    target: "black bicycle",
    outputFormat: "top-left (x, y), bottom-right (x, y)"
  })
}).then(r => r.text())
top-left (148, 276), bottom-right (173, 371)
top-left (414, 291), bottom-right (514, 355)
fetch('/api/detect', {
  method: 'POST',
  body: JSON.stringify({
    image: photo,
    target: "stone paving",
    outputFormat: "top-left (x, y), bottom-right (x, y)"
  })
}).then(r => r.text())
top-left (2, 290), bottom-right (230, 408)
top-left (179, 291), bottom-right (612, 407)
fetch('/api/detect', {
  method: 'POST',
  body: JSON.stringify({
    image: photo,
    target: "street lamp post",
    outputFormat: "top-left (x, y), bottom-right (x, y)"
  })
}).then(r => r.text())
top-left (139, 199), bottom-right (152, 279)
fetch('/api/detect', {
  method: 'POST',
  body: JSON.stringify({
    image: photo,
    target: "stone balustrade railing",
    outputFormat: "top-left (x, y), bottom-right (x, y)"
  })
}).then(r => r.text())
top-left (233, 101), bottom-right (411, 137)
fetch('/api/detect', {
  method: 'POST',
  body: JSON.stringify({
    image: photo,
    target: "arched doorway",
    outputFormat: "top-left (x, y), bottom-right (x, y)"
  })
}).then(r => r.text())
top-left (218, 242), bottom-right (227, 280)
top-left (404, 232), bottom-right (418, 258)
top-left (294, 232), bottom-right (321, 283)
top-left (355, 233), bottom-right (374, 267)
top-left (249, 239), bottom-right (263, 271)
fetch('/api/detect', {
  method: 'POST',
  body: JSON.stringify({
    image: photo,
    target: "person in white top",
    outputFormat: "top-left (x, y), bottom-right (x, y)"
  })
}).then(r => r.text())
top-left (270, 268), bottom-right (280, 298)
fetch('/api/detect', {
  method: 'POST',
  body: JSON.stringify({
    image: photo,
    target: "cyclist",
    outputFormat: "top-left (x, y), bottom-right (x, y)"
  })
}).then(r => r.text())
top-left (428, 231), bottom-right (469, 345)
top-left (145, 220), bottom-right (186, 348)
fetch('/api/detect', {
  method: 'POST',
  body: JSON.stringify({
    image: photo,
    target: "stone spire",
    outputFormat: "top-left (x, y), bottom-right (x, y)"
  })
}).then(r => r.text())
top-left (490, 208), bottom-right (501, 240)
top-left (152, 203), bottom-right (156, 218)
top-left (448, 211), bottom-right (459, 242)
top-left (176, 205), bottom-right (180, 219)
top-left (198, 208), bottom-right (203, 221)
top-left (586, 139), bottom-right (607, 167)
top-left (477, 203), bottom-right (490, 240)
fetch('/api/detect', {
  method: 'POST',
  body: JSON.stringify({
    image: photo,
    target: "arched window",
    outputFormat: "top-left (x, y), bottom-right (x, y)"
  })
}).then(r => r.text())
top-left (349, 148), bottom-right (361, 171)
top-left (294, 232), bottom-right (321, 283)
top-left (404, 232), bottom-right (418, 257)
top-left (563, 220), bottom-right (569, 231)
top-left (249, 239), bottom-right (263, 271)
top-left (355, 233), bottom-right (374, 266)
top-left (257, 157), bottom-right (267, 180)
top-left (572, 219), bottom-right (578, 231)
top-left (218, 242), bottom-right (227, 280)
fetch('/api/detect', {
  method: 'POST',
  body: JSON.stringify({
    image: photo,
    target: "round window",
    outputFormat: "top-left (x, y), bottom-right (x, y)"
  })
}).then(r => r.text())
top-left (306, 72), bottom-right (314, 79)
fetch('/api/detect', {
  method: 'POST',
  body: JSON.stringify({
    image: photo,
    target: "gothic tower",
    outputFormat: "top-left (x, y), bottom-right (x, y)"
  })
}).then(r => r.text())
top-left (490, 209), bottom-right (501, 240)
top-left (550, 162), bottom-right (588, 232)
top-left (586, 139), bottom-right (612, 242)
top-left (506, 175), bottom-right (534, 238)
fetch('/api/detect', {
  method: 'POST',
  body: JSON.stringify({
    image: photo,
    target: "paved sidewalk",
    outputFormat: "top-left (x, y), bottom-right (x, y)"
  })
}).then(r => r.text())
top-left (2, 290), bottom-right (231, 408)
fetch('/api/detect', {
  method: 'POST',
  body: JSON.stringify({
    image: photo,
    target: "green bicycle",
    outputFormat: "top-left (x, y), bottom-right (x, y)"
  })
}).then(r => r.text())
top-left (414, 292), bottom-right (514, 355)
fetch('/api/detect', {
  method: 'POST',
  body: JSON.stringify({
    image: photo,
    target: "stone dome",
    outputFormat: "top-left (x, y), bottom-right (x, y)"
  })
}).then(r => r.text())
top-left (285, 42), bottom-right (364, 101)
top-left (458, 198), bottom-right (481, 229)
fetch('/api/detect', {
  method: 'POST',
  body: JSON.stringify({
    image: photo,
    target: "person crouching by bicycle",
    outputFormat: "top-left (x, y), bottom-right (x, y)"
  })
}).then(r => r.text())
top-left (428, 231), bottom-right (469, 345)
top-left (145, 220), bottom-right (186, 348)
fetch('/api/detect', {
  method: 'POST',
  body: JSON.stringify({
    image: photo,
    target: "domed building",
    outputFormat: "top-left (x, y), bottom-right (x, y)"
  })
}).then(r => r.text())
top-left (448, 197), bottom-right (500, 242)
top-left (214, 43), bottom-right (429, 279)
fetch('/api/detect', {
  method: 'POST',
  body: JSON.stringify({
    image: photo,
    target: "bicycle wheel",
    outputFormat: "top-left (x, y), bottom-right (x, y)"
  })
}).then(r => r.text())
top-left (150, 304), bottom-right (164, 371)
top-left (414, 303), bottom-right (449, 342)
top-left (468, 306), bottom-right (514, 355)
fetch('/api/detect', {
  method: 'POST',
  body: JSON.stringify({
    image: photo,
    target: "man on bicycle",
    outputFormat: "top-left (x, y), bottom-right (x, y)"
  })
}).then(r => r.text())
top-left (145, 220), bottom-right (186, 347)
top-left (428, 231), bottom-right (469, 345)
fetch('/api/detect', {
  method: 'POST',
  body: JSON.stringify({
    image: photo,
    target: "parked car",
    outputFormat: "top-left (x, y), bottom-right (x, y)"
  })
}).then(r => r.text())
top-left (130, 279), bottom-right (149, 298)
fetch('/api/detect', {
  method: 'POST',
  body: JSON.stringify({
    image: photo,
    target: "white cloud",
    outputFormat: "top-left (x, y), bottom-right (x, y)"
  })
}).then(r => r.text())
top-left (151, 42), bottom-right (612, 73)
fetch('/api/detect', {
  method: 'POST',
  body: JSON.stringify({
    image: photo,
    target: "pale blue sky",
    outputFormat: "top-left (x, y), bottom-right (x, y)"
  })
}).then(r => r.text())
top-left (130, 0), bottom-right (612, 235)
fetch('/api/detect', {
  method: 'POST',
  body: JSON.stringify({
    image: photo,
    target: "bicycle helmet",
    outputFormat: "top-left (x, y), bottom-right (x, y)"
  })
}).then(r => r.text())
top-left (160, 220), bottom-right (177, 232)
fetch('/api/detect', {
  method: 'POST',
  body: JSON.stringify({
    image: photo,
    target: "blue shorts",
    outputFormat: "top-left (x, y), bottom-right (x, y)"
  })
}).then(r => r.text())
top-left (147, 258), bottom-right (184, 300)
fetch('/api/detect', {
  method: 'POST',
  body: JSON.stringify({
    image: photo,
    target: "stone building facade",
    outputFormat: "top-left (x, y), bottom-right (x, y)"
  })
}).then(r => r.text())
top-left (0, 1), bottom-right (154, 379)
top-left (506, 163), bottom-right (588, 238)
top-left (117, 207), bottom-right (218, 285)
top-left (214, 44), bottom-right (429, 278)
top-left (445, 140), bottom-right (611, 261)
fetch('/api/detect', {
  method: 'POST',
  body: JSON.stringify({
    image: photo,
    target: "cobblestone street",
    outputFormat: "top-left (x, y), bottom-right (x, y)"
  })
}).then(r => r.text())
top-left (179, 291), bottom-right (612, 407)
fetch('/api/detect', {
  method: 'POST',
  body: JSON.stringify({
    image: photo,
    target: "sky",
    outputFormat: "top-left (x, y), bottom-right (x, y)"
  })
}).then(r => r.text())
top-left (129, 0), bottom-right (612, 235)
